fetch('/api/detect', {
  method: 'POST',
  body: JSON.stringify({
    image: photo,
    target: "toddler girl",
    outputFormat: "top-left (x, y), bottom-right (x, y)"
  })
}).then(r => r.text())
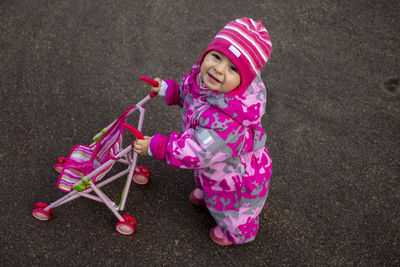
top-left (134, 18), bottom-right (272, 246)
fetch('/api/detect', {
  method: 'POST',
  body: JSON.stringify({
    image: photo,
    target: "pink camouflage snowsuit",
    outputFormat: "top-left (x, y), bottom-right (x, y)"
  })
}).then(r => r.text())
top-left (149, 62), bottom-right (272, 244)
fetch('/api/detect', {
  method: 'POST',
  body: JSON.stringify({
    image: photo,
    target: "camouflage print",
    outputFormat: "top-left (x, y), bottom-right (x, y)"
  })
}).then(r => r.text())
top-left (154, 63), bottom-right (272, 244)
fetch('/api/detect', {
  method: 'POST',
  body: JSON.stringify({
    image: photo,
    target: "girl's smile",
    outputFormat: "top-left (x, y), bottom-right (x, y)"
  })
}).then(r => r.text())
top-left (206, 72), bottom-right (221, 84)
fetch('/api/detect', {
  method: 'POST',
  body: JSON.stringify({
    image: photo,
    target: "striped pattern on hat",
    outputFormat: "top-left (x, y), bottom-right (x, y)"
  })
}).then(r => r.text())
top-left (216, 18), bottom-right (271, 75)
top-left (200, 18), bottom-right (272, 94)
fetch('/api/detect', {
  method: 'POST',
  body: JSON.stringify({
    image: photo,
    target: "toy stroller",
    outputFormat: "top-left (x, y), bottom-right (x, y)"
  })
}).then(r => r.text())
top-left (32, 77), bottom-right (159, 235)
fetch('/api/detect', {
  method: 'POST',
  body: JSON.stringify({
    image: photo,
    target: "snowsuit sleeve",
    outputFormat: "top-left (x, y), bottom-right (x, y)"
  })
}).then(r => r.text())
top-left (162, 77), bottom-right (187, 108)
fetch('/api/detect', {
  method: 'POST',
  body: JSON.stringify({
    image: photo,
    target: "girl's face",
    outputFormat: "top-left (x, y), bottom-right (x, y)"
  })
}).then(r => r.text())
top-left (200, 51), bottom-right (241, 93)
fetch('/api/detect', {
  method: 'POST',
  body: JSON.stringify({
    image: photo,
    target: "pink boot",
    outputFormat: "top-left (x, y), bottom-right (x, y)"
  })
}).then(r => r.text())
top-left (189, 188), bottom-right (205, 206)
top-left (209, 226), bottom-right (232, 246)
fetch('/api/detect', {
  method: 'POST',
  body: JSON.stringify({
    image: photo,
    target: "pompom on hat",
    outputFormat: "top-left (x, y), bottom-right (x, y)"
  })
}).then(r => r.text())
top-left (200, 18), bottom-right (272, 94)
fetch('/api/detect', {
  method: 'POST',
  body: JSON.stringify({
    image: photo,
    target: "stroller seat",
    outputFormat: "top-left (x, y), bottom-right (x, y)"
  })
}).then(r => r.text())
top-left (57, 144), bottom-right (104, 192)
top-left (57, 112), bottom-right (126, 192)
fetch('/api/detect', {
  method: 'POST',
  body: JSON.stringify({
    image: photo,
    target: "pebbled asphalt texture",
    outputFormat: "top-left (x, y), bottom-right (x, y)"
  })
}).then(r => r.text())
top-left (1, 0), bottom-right (399, 266)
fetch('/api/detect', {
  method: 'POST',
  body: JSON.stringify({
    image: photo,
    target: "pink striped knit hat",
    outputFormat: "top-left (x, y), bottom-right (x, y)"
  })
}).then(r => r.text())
top-left (200, 18), bottom-right (272, 94)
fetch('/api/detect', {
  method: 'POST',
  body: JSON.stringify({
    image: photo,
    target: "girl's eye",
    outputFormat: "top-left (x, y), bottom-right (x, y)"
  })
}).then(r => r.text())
top-left (212, 53), bottom-right (221, 60)
top-left (230, 65), bottom-right (238, 73)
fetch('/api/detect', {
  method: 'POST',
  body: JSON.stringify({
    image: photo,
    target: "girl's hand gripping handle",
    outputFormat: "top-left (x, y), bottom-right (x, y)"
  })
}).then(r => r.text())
top-left (140, 76), bottom-right (160, 98)
top-left (123, 122), bottom-right (150, 155)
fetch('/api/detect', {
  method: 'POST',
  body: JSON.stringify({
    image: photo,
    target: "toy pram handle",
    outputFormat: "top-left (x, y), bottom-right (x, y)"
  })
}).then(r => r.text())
top-left (140, 76), bottom-right (159, 98)
top-left (123, 122), bottom-right (144, 141)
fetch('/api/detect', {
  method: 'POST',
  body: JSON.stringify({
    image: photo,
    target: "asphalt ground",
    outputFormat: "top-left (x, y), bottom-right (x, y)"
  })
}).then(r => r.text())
top-left (1, 0), bottom-right (399, 266)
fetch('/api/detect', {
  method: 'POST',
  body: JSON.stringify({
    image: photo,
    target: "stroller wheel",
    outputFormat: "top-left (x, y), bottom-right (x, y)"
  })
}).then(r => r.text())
top-left (133, 166), bottom-right (150, 185)
top-left (136, 166), bottom-right (151, 176)
top-left (132, 173), bottom-right (150, 185)
top-left (122, 214), bottom-right (137, 227)
top-left (116, 221), bottom-right (135, 235)
top-left (34, 202), bottom-right (54, 215)
top-left (56, 157), bottom-right (67, 164)
top-left (54, 157), bottom-right (66, 173)
top-left (54, 164), bottom-right (63, 173)
top-left (32, 208), bottom-right (51, 221)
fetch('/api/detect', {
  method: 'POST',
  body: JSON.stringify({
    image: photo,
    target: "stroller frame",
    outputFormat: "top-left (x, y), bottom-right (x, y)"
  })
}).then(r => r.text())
top-left (32, 77), bottom-right (159, 235)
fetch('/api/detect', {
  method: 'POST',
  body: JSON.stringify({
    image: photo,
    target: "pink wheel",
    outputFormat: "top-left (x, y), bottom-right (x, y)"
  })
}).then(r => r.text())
top-left (133, 166), bottom-right (150, 185)
top-left (54, 164), bottom-right (63, 173)
top-left (132, 172), bottom-right (150, 185)
top-left (136, 166), bottom-right (151, 176)
top-left (32, 208), bottom-right (51, 221)
top-left (116, 221), bottom-right (135, 235)
top-left (122, 214), bottom-right (137, 227)
top-left (54, 157), bottom-right (66, 173)
top-left (34, 202), bottom-right (54, 214)
top-left (56, 157), bottom-right (67, 164)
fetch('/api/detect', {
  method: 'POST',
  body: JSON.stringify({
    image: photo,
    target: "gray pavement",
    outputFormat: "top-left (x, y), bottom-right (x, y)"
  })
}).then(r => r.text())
top-left (1, 0), bottom-right (399, 266)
